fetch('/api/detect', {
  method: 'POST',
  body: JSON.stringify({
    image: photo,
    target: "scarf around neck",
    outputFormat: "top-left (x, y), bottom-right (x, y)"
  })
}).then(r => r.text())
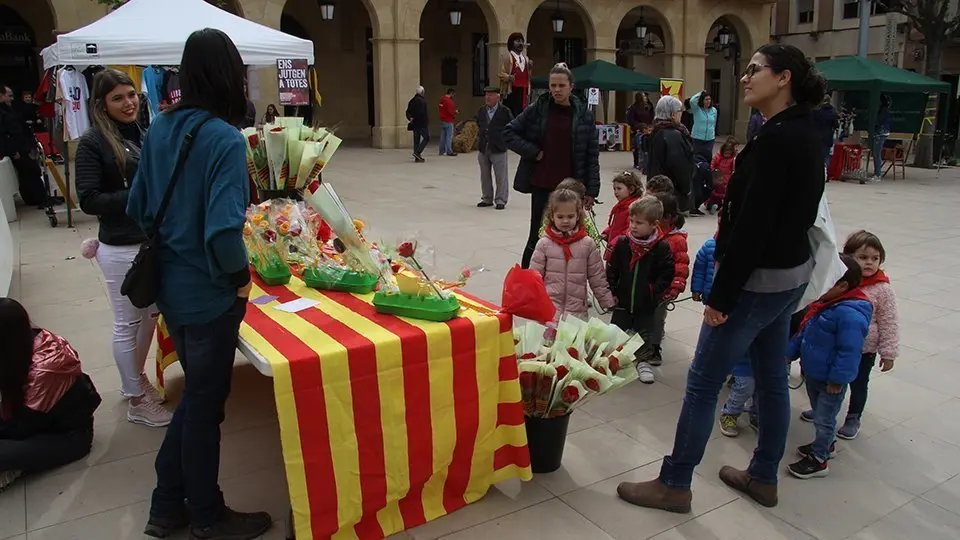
top-left (627, 229), bottom-right (661, 270)
top-left (798, 288), bottom-right (870, 334)
top-left (545, 226), bottom-right (587, 261)
top-left (859, 269), bottom-right (890, 288)
top-left (608, 196), bottom-right (640, 226)
top-left (654, 119), bottom-right (690, 139)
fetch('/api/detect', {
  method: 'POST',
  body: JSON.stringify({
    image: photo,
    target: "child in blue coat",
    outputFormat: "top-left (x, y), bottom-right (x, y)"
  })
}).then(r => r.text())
top-left (787, 254), bottom-right (872, 479)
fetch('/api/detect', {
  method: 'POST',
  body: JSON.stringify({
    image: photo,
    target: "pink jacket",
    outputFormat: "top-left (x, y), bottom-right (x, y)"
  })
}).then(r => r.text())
top-left (530, 233), bottom-right (616, 319)
top-left (861, 281), bottom-right (900, 359)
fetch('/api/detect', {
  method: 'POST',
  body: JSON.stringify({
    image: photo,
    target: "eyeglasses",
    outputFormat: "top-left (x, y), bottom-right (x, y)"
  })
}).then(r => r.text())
top-left (741, 63), bottom-right (771, 79)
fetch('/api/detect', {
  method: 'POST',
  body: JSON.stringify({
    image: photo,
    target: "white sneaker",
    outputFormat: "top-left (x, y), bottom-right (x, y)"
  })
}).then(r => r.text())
top-left (140, 373), bottom-right (166, 404)
top-left (636, 362), bottom-right (655, 384)
top-left (127, 398), bottom-right (173, 427)
top-left (698, 203), bottom-right (708, 214)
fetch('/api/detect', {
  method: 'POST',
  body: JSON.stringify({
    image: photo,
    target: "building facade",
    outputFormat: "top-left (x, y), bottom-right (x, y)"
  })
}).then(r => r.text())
top-left (2, 0), bottom-right (774, 148)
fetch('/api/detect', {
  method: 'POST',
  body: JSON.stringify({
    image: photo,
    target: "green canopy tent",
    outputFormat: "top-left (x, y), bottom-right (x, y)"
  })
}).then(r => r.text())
top-left (531, 60), bottom-right (660, 122)
top-left (816, 56), bottom-right (950, 152)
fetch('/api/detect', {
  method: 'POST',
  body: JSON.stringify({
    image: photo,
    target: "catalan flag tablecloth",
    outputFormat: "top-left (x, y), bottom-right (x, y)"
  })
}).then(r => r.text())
top-left (156, 276), bottom-right (532, 539)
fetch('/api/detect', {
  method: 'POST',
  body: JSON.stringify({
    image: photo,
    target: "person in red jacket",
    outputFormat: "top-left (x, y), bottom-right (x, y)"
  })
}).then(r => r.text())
top-left (438, 88), bottom-right (458, 157)
top-left (639, 192), bottom-right (689, 366)
top-left (602, 169), bottom-right (644, 261)
top-left (701, 137), bottom-right (737, 214)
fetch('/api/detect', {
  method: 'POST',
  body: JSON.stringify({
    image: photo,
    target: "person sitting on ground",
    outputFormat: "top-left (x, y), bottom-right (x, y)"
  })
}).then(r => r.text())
top-left (0, 298), bottom-right (102, 492)
top-left (787, 254), bottom-right (872, 479)
top-left (601, 170), bottom-right (644, 261)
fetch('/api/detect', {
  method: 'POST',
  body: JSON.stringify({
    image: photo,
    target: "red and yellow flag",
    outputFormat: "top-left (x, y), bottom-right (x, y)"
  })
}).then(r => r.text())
top-left (156, 277), bottom-right (532, 539)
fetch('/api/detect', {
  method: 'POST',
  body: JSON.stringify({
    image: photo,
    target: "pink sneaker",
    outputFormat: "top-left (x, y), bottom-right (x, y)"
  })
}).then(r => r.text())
top-left (127, 398), bottom-right (173, 428)
top-left (140, 373), bottom-right (166, 404)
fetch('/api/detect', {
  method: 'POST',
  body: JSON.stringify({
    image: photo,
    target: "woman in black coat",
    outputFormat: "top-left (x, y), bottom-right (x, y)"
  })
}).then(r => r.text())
top-left (645, 95), bottom-right (694, 212)
top-left (503, 63), bottom-right (599, 268)
top-left (617, 44), bottom-right (827, 513)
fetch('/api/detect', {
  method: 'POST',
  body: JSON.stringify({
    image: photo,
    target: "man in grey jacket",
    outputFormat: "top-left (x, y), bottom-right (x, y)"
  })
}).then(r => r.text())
top-left (475, 86), bottom-right (513, 210)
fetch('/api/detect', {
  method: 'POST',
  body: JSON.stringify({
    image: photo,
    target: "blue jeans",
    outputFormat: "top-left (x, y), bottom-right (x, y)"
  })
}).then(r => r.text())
top-left (659, 285), bottom-right (805, 488)
top-left (805, 378), bottom-right (846, 462)
top-left (412, 126), bottom-right (430, 156)
top-left (722, 375), bottom-right (757, 421)
top-left (440, 122), bottom-right (454, 155)
top-left (873, 133), bottom-right (889, 177)
top-left (150, 298), bottom-right (246, 526)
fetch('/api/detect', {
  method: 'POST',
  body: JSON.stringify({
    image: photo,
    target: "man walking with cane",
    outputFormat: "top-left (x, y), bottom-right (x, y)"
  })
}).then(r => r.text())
top-left (476, 86), bottom-right (513, 210)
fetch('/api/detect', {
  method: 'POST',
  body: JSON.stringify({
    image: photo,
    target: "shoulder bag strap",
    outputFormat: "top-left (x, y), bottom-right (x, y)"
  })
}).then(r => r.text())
top-left (147, 115), bottom-right (213, 240)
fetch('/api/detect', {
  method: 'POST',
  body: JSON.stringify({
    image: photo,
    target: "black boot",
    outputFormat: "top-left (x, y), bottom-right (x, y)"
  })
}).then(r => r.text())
top-left (190, 508), bottom-right (272, 540)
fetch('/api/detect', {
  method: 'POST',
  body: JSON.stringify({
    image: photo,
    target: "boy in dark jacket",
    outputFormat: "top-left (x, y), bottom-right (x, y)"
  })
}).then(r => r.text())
top-left (607, 196), bottom-right (675, 383)
top-left (787, 254), bottom-right (872, 479)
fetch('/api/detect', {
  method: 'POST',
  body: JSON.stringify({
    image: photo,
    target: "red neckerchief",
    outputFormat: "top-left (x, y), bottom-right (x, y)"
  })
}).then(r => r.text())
top-left (859, 269), bottom-right (890, 288)
top-left (628, 229), bottom-right (661, 270)
top-left (798, 289), bottom-right (870, 333)
top-left (545, 226), bottom-right (587, 261)
top-left (608, 196), bottom-right (640, 227)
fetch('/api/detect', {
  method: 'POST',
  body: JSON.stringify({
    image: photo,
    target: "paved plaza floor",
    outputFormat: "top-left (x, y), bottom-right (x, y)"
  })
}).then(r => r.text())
top-left (4, 147), bottom-right (960, 539)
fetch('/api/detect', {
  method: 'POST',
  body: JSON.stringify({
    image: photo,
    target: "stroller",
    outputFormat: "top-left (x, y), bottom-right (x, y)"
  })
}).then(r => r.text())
top-left (34, 136), bottom-right (62, 227)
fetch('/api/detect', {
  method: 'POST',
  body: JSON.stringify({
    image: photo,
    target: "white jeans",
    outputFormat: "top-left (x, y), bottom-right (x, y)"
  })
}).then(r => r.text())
top-left (96, 242), bottom-right (159, 397)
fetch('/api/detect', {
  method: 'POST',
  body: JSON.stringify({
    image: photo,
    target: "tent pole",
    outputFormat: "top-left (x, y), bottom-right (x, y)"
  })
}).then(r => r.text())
top-left (65, 140), bottom-right (72, 228)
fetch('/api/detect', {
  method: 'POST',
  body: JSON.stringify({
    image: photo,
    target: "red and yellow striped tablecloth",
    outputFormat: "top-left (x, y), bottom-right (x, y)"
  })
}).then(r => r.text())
top-left (156, 276), bottom-right (532, 539)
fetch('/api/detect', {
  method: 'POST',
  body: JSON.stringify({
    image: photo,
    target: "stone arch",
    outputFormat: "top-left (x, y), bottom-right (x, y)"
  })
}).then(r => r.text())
top-left (702, 11), bottom-right (759, 138)
top-left (251, 0), bottom-right (384, 39)
top-left (700, 11), bottom-right (758, 60)
top-left (518, 0), bottom-right (597, 52)
top-left (0, 0), bottom-right (57, 96)
top-left (612, 3), bottom-right (676, 122)
top-left (405, 0), bottom-right (500, 42)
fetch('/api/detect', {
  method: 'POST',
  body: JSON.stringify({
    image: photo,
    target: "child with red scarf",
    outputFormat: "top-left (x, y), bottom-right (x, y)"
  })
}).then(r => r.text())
top-left (800, 231), bottom-right (900, 440)
top-left (787, 255), bottom-right (872, 479)
top-left (606, 196), bottom-right (675, 383)
top-left (602, 170), bottom-right (644, 261)
top-left (530, 188), bottom-right (616, 322)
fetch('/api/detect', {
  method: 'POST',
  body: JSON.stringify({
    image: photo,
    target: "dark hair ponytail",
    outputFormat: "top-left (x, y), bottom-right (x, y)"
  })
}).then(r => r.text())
top-left (0, 298), bottom-right (35, 414)
top-left (756, 44), bottom-right (826, 108)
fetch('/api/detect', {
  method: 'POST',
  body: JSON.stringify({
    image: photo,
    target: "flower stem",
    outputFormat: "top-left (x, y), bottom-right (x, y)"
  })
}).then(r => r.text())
top-left (410, 256), bottom-right (445, 298)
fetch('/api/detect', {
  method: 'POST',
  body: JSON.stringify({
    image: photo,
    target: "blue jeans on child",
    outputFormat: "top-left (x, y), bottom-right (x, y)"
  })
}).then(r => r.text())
top-left (722, 375), bottom-right (757, 421)
top-left (873, 133), bottom-right (889, 177)
top-left (804, 378), bottom-right (847, 463)
top-left (658, 285), bottom-right (805, 489)
top-left (440, 122), bottom-right (454, 155)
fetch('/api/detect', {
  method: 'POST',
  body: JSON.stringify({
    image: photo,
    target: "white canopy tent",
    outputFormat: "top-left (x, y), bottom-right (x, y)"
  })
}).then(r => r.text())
top-left (41, 0), bottom-right (314, 69)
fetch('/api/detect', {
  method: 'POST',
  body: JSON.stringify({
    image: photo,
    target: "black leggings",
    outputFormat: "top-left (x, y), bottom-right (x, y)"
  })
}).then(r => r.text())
top-left (846, 353), bottom-right (877, 417)
top-left (521, 186), bottom-right (552, 268)
top-left (0, 422), bottom-right (94, 473)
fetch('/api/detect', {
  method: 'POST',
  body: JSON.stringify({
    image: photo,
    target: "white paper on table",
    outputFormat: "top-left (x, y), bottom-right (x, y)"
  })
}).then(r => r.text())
top-left (273, 298), bottom-right (320, 313)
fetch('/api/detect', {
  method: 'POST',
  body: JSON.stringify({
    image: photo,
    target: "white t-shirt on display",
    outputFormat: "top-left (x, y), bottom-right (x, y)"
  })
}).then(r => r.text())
top-left (58, 69), bottom-right (90, 140)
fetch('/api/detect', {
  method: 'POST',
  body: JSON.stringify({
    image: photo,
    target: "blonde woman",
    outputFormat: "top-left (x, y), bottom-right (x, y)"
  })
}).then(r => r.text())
top-left (75, 69), bottom-right (171, 428)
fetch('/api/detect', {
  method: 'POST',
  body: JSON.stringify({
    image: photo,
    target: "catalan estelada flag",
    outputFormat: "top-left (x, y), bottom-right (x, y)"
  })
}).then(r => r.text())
top-left (156, 276), bottom-right (532, 539)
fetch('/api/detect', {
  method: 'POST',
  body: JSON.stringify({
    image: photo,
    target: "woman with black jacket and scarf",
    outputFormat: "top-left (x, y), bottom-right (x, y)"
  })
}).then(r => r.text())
top-left (504, 63), bottom-right (600, 268)
top-left (617, 44), bottom-right (827, 513)
top-left (645, 95), bottom-right (695, 212)
top-left (75, 69), bottom-right (171, 429)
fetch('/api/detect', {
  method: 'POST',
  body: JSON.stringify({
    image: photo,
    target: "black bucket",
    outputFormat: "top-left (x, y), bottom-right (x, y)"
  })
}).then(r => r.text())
top-left (524, 413), bottom-right (571, 473)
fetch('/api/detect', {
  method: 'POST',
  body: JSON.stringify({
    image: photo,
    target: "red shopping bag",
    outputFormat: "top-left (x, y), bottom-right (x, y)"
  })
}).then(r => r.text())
top-left (501, 264), bottom-right (556, 323)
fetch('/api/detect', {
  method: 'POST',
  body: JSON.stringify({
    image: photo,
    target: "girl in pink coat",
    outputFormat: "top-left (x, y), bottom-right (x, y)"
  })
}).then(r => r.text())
top-left (530, 189), bottom-right (617, 320)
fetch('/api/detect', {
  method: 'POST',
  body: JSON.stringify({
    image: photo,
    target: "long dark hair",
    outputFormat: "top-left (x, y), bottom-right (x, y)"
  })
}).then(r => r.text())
top-left (755, 44), bottom-right (826, 108)
top-left (0, 298), bottom-right (35, 413)
top-left (170, 28), bottom-right (247, 126)
top-left (90, 69), bottom-right (138, 174)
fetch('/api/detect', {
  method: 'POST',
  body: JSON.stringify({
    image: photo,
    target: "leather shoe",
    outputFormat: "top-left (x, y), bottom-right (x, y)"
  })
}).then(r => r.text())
top-left (616, 479), bottom-right (692, 513)
top-left (477, 201), bottom-right (494, 207)
top-left (495, 203), bottom-right (505, 210)
top-left (718, 466), bottom-right (778, 507)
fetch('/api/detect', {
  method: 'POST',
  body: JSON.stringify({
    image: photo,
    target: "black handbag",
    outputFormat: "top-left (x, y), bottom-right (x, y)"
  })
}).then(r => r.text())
top-left (121, 116), bottom-right (212, 308)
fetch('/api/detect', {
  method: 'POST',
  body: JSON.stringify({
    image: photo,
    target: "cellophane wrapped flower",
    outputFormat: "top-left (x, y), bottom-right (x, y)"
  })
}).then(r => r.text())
top-left (244, 205), bottom-right (288, 280)
top-left (516, 315), bottom-right (644, 418)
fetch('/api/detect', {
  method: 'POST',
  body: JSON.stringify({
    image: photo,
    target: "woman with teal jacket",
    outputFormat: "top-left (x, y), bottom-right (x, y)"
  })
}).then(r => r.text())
top-left (690, 91), bottom-right (718, 159)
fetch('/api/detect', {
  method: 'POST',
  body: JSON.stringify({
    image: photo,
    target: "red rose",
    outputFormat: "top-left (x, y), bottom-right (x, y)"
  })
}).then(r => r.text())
top-left (461, 267), bottom-right (472, 279)
top-left (596, 366), bottom-right (607, 375)
top-left (556, 365), bottom-right (569, 380)
top-left (585, 378), bottom-right (600, 392)
top-left (519, 352), bottom-right (537, 360)
top-left (567, 347), bottom-right (579, 360)
top-left (609, 356), bottom-right (620, 375)
top-left (519, 372), bottom-right (536, 389)
top-left (561, 385), bottom-right (579, 403)
top-left (248, 133), bottom-right (259, 147)
top-left (398, 241), bottom-right (416, 258)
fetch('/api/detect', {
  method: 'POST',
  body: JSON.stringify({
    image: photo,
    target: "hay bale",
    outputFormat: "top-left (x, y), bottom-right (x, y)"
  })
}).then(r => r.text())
top-left (453, 120), bottom-right (479, 153)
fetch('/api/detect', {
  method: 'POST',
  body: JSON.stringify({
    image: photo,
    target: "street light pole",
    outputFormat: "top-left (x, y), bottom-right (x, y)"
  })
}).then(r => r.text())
top-left (858, 0), bottom-right (871, 57)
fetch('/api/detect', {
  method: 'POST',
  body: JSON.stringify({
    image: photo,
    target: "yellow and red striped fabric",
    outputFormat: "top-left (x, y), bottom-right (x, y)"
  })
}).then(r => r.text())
top-left (156, 276), bottom-right (532, 539)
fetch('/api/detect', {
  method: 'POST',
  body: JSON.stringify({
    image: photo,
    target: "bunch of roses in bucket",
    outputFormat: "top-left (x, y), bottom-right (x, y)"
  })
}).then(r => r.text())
top-left (515, 315), bottom-right (645, 418)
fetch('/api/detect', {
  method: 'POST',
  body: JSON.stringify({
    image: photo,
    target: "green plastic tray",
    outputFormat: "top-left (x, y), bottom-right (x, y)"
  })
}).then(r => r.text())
top-left (373, 291), bottom-right (461, 322)
top-left (251, 254), bottom-right (292, 286)
top-left (303, 267), bottom-right (378, 294)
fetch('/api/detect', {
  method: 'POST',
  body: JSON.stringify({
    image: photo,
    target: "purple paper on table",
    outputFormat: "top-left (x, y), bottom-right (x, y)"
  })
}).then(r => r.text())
top-left (251, 295), bottom-right (279, 305)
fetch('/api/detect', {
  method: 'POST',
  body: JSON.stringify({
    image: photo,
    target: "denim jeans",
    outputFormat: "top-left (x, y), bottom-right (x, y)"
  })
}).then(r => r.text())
top-left (873, 133), bottom-right (889, 177)
top-left (805, 378), bottom-right (847, 462)
top-left (412, 126), bottom-right (430, 156)
top-left (659, 285), bottom-right (805, 488)
top-left (439, 122), bottom-right (454, 155)
top-left (722, 375), bottom-right (757, 420)
top-left (150, 297), bottom-right (246, 526)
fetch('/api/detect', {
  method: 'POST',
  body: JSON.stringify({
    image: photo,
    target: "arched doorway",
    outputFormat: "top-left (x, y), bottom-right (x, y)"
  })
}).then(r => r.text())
top-left (281, 0), bottom-right (377, 143)
top-left (0, 0), bottom-right (55, 98)
top-left (614, 5), bottom-right (673, 122)
top-left (418, 0), bottom-right (496, 138)
top-left (526, 0), bottom-right (592, 77)
top-left (704, 17), bottom-right (747, 137)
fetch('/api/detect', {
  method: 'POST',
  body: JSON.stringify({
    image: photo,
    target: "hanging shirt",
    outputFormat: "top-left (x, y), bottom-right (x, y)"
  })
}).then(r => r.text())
top-left (141, 66), bottom-right (167, 120)
top-left (58, 69), bottom-right (91, 140)
top-left (163, 71), bottom-right (182, 105)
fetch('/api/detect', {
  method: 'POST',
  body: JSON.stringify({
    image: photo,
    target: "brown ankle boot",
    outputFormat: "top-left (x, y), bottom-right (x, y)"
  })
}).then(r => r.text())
top-left (718, 466), bottom-right (778, 507)
top-left (616, 479), bottom-right (692, 513)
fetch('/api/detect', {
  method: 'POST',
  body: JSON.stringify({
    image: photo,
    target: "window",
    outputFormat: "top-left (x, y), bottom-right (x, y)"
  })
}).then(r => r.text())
top-left (871, 1), bottom-right (888, 15)
top-left (472, 33), bottom-right (489, 97)
top-left (553, 38), bottom-right (585, 68)
top-left (798, 0), bottom-right (814, 24)
top-left (842, 0), bottom-right (859, 19)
